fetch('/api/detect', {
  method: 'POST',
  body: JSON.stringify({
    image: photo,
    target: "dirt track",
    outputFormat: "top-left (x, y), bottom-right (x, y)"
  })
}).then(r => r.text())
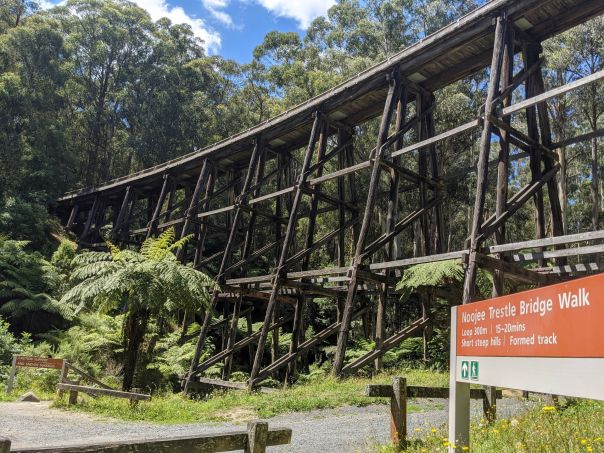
top-left (0, 398), bottom-right (531, 452)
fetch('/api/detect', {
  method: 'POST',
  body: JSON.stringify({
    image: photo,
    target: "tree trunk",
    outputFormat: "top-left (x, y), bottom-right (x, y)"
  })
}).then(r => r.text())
top-left (591, 135), bottom-right (599, 231)
top-left (122, 310), bottom-right (149, 391)
top-left (558, 147), bottom-right (567, 234)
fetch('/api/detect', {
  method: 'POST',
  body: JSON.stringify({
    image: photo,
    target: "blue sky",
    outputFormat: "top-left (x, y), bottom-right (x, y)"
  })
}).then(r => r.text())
top-left (42, 0), bottom-right (335, 62)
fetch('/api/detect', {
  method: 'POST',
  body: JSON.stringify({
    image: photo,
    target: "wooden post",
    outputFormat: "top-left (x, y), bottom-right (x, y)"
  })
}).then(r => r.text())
top-left (492, 24), bottom-right (514, 297)
top-left (68, 380), bottom-right (80, 405)
top-left (146, 174), bottom-right (170, 240)
top-left (130, 387), bottom-right (141, 408)
top-left (65, 204), bottom-right (79, 232)
top-left (365, 377), bottom-right (407, 447)
top-left (178, 159), bottom-right (211, 256)
top-left (333, 70), bottom-right (401, 376)
top-left (193, 164), bottom-right (217, 267)
top-left (245, 421), bottom-right (269, 453)
top-left (0, 436), bottom-right (10, 453)
top-left (376, 85), bottom-right (408, 372)
top-left (79, 195), bottom-right (99, 246)
top-left (485, 22), bottom-right (515, 421)
top-left (6, 356), bottom-right (17, 393)
top-left (462, 16), bottom-right (508, 304)
top-left (523, 41), bottom-right (546, 266)
top-left (163, 181), bottom-right (176, 224)
top-left (530, 45), bottom-right (566, 254)
top-left (391, 377), bottom-right (407, 446)
top-left (57, 360), bottom-right (68, 398)
top-left (483, 387), bottom-right (498, 423)
top-left (113, 186), bottom-right (132, 241)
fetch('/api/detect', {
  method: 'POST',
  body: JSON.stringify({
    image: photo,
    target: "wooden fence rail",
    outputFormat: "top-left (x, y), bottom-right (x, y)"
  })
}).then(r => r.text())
top-left (57, 383), bottom-right (150, 405)
top-left (2, 421), bottom-right (291, 453)
top-left (365, 377), bottom-right (502, 447)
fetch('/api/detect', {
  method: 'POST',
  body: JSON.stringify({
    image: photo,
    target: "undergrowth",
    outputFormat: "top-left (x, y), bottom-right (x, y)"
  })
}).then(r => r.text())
top-left (374, 399), bottom-right (604, 453)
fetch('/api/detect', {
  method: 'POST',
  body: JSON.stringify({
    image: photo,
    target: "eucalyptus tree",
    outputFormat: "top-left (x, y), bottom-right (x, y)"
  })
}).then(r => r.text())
top-left (51, 0), bottom-right (156, 185)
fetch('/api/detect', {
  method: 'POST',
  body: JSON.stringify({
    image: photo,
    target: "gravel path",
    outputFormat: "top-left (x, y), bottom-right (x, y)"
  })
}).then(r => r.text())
top-left (0, 398), bottom-right (532, 452)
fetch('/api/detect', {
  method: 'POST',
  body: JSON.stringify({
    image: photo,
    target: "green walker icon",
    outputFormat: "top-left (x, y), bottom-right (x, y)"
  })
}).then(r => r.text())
top-left (470, 361), bottom-right (479, 380)
top-left (461, 361), bottom-right (469, 379)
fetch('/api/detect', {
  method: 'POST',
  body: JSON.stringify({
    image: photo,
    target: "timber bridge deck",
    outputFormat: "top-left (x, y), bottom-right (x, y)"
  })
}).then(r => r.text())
top-left (55, 0), bottom-right (604, 391)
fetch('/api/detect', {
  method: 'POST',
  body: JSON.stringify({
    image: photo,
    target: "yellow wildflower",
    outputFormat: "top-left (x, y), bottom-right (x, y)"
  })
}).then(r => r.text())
top-left (542, 406), bottom-right (556, 412)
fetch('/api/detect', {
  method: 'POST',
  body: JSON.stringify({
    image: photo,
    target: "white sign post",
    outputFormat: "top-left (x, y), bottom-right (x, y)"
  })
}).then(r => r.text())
top-left (448, 273), bottom-right (604, 451)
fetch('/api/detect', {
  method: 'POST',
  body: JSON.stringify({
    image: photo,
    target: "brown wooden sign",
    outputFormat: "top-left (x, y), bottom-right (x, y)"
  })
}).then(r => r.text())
top-left (15, 356), bottom-right (64, 370)
top-left (6, 356), bottom-right (66, 393)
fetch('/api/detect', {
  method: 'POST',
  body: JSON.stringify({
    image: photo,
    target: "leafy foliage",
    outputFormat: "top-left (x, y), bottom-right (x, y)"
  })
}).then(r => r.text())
top-left (0, 238), bottom-right (69, 332)
top-left (60, 227), bottom-right (216, 316)
top-left (59, 227), bottom-right (217, 389)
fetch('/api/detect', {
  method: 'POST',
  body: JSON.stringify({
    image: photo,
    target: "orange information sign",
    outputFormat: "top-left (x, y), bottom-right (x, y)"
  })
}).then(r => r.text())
top-left (14, 356), bottom-right (65, 369)
top-left (456, 273), bottom-right (604, 358)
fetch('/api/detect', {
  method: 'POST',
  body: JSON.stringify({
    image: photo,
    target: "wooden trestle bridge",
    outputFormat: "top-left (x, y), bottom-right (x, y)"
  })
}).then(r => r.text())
top-left (55, 0), bottom-right (604, 392)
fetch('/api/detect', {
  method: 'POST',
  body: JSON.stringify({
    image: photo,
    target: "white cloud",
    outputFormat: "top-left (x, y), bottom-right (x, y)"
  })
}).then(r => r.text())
top-left (201, 0), bottom-right (234, 28)
top-left (133, 0), bottom-right (221, 54)
top-left (253, 0), bottom-right (335, 29)
top-left (38, 0), bottom-right (62, 10)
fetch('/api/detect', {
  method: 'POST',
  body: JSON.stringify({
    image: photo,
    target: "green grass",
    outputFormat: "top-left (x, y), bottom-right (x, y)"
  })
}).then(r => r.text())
top-left (51, 368), bottom-right (448, 424)
top-left (374, 399), bottom-right (604, 453)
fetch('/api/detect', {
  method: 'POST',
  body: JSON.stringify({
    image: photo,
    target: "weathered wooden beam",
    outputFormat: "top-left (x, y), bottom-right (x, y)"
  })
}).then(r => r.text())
top-left (57, 383), bottom-right (150, 401)
top-left (391, 119), bottom-right (480, 158)
top-left (488, 230), bottom-right (604, 254)
top-left (536, 262), bottom-right (604, 275)
top-left (12, 423), bottom-right (291, 453)
top-left (370, 250), bottom-right (467, 270)
top-left (502, 68), bottom-right (604, 117)
top-left (333, 70), bottom-right (401, 376)
top-left (365, 384), bottom-right (501, 399)
top-left (342, 317), bottom-right (429, 375)
top-left (478, 163), bottom-right (560, 242)
top-left (511, 244), bottom-right (604, 262)
top-left (253, 307), bottom-right (368, 384)
top-left (474, 253), bottom-right (553, 285)
top-left (552, 128), bottom-right (604, 150)
top-left (193, 315), bottom-right (292, 374)
top-left (462, 15), bottom-right (509, 304)
top-left (146, 174), bottom-right (170, 240)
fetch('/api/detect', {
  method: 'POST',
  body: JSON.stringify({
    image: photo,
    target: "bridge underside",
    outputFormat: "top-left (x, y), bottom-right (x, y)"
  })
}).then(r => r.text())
top-left (55, 0), bottom-right (604, 391)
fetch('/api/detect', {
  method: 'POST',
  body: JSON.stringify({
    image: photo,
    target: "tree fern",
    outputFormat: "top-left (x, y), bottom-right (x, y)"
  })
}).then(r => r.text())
top-left (396, 259), bottom-right (492, 302)
top-left (0, 239), bottom-right (69, 331)
top-left (59, 227), bottom-right (218, 390)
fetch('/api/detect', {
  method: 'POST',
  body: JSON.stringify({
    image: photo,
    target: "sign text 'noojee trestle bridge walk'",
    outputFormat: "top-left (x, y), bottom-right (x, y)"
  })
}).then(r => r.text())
top-left (448, 272), bottom-right (604, 451)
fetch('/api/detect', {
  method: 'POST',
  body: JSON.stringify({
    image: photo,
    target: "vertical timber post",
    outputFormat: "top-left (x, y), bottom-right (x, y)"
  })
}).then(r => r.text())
top-left (178, 159), bottom-right (211, 260)
top-left (333, 70), bottom-right (401, 376)
top-left (375, 84), bottom-right (407, 372)
top-left (462, 15), bottom-right (508, 304)
top-left (146, 174), bottom-right (170, 240)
